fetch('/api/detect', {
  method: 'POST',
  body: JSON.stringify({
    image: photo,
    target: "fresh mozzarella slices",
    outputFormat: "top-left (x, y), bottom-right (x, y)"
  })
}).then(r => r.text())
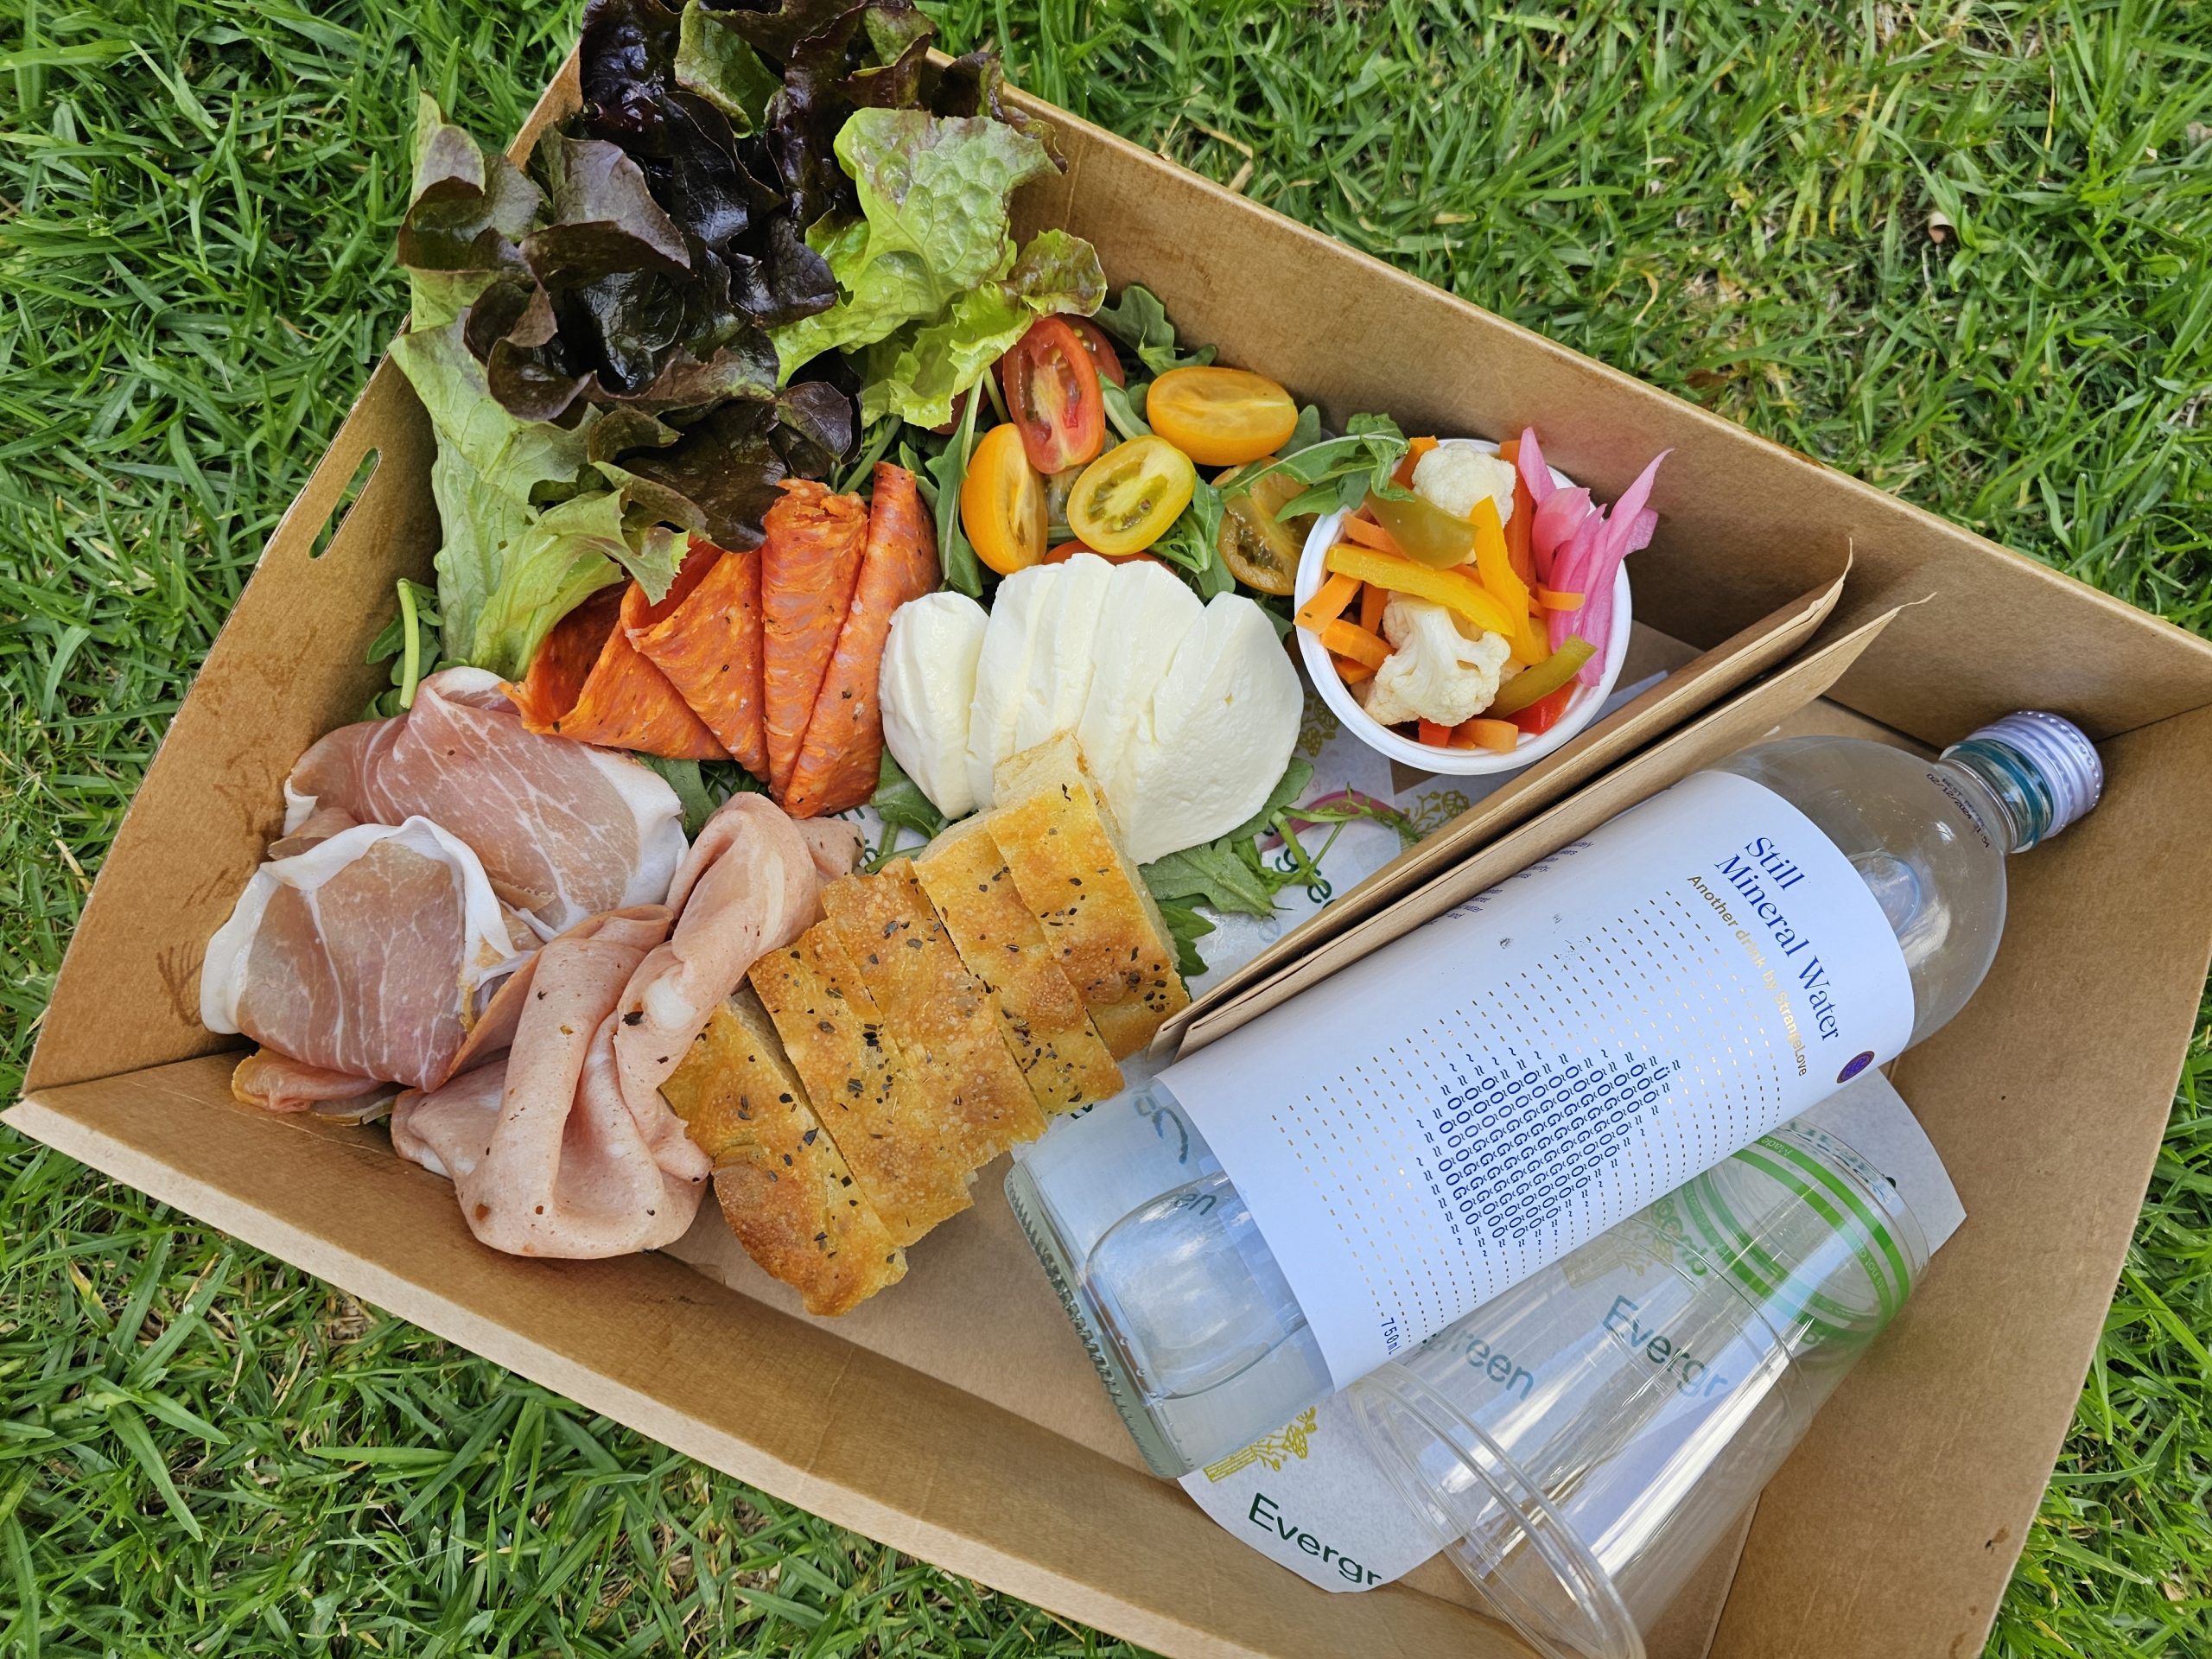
top-left (1012, 552), bottom-right (1116, 759)
top-left (1077, 560), bottom-right (1203, 814)
top-left (879, 592), bottom-right (988, 820)
top-left (880, 559), bottom-right (1304, 865)
top-left (1115, 592), bottom-right (1303, 863)
top-left (963, 563), bottom-right (1056, 811)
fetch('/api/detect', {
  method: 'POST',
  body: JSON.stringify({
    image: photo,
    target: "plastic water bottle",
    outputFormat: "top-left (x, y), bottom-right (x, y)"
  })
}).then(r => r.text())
top-left (1007, 713), bottom-right (2101, 1477)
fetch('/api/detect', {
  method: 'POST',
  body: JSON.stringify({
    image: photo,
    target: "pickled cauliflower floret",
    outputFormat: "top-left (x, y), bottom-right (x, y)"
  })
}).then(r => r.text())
top-left (1412, 443), bottom-right (1519, 528)
top-left (1357, 595), bottom-right (1513, 728)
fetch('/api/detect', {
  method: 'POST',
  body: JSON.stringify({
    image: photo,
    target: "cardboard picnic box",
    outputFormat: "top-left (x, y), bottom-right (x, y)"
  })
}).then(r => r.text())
top-left (15, 54), bottom-right (2212, 1659)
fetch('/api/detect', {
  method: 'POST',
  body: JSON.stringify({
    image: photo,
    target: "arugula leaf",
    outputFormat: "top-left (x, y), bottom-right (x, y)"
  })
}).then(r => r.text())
top-left (637, 755), bottom-right (766, 838)
top-left (1099, 379), bottom-right (1150, 441)
top-left (912, 386), bottom-right (985, 595)
top-left (837, 415), bottom-right (903, 493)
top-left (1283, 402), bottom-right (1324, 457)
top-left (1093, 283), bottom-right (1217, 375)
top-left (1231, 418), bottom-right (1414, 522)
top-left (1147, 474), bottom-right (1232, 599)
top-left (1140, 760), bottom-right (1316, 975)
top-left (1154, 900), bottom-right (1217, 980)
top-left (857, 227), bottom-right (1105, 426)
top-left (768, 110), bottom-right (1058, 378)
top-left (868, 749), bottom-right (949, 869)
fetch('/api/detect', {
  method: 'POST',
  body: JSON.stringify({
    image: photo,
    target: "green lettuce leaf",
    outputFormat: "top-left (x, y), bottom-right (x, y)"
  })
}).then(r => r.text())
top-left (675, 2), bottom-right (781, 132)
top-left (768, 109), bottom-right (1057, 378)
top-left (857, 227), bottom-right (1104, 426)
top-left (464, 490), bottom-right (640, 680)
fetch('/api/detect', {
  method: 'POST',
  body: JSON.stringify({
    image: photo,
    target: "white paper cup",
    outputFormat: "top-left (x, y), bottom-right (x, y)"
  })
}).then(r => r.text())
top-left (1294, 438), bottom-right (1632, 776)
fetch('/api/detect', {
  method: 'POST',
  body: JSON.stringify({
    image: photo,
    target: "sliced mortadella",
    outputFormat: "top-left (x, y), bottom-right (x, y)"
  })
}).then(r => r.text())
top-left (611, 794), bottom-right (858, 1154)
top-left (389, 906), bottom-right (700, 1258)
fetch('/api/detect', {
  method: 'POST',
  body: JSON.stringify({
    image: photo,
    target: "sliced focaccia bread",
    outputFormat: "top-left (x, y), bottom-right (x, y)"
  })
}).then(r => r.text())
top-left (659, 988), bottom-right (906, 1315)
top-left (749, 921), bottom-right (973, 1245)
top-left (982, 736), bottom-right (1189, 1059)
top-left (912, 827), bottom-right (1123, 1112)
top-left (818, 861), bottom-right (1046, 1164)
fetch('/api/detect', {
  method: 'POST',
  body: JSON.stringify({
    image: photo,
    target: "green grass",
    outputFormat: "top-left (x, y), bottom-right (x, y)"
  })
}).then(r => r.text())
top-left (3, 0), bottom-right (2209, 1652)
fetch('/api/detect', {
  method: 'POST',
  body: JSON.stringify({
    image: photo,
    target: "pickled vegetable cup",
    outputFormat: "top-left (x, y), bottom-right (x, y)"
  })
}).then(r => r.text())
top-left (1294, 438), bottom-right (1632, 775)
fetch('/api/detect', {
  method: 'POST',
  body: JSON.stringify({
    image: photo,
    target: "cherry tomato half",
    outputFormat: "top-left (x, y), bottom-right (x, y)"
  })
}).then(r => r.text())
top-left (1146, 366), bottom-right (1299, 467)
top-left (1214, 455), bottom-right (1318, 595)
top-left (1066, 436), bottom-right (1197, 556)
top-left (1000, 316), bottom-right (1105, 474)
top-left (1065, 316), bottom-right (1127, 388)
top-left (962, 423), bottom-right (1047, 576)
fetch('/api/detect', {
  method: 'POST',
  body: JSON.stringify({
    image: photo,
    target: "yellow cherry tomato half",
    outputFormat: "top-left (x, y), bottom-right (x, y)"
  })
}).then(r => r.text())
top-left (961, 423), bottom-right (1047, 575)
top-left (1145, 366), bottom-right (1300, 467)
top-left (1065, 435), bottom-right (1197, 556)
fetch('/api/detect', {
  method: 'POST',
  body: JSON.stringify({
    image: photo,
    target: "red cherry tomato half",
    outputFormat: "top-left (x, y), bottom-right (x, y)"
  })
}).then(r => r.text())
top-left (1000, 316), bottom-right (1106, 474)
top-left (1064, 316), bottom-right (1128, 388)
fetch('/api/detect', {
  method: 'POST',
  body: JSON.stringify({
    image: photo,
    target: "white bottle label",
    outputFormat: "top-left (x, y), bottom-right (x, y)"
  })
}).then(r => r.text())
top-left (1164, 770), bottom-right (1916, 1389)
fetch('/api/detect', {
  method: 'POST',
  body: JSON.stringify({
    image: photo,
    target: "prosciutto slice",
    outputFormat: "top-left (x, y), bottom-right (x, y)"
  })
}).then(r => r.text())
top-left (390, 907), bottom-right (707, 1257)
top-left (231, 1052), bottom-right (393, 1116)
top-left (611, 795), bottom-right (861, 1138)
top-left (285, 666), bottom-right (688, 931)
top-left (202, 817), bottom-right (530, 1092)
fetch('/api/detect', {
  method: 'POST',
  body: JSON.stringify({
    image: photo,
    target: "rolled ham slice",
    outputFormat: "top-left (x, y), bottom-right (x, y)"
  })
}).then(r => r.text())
top-left (611, 794), bottom-right (860, 1147)
top-left (202, 817), bottom-right (530, 1093)
top-left (390, 907), bottom-right (702, 1258)
top-left (285, 666), bottom-right (688, 932)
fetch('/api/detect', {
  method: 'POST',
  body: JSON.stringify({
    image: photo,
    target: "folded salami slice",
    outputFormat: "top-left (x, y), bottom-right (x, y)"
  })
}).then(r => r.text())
top-left (629, 540), bottom-right (771, 779)
top-left (784, 463), bottom-right (938, 817)
top-left (760, 480), bottom-right (869, 797)
top-left (505, 547), bottom-right (727, 760)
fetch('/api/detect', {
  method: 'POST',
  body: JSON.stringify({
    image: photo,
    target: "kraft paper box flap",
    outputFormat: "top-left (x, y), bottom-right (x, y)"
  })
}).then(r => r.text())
top-left (1166, 561), bottom-right (1850, 1048)
top-left (8, 1058), bottom-right (1535, 1659)
top-left (1177, 605), bottom-right (1900, 1058)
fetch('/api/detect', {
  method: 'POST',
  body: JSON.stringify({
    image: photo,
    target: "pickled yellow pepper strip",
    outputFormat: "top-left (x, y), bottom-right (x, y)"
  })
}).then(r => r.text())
top-left (1324, 542), bottom-right (1520, 638)
top-left (1471, 497), bottom-right (1531, 620)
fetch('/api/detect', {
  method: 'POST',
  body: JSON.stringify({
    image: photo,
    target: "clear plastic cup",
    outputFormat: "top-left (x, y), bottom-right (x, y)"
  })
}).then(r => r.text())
top-left (1350, 1119), bottom-right (1928, 1659)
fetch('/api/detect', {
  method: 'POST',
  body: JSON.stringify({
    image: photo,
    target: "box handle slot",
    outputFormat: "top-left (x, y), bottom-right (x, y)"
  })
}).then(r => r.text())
top-left (308, 448), bottom-right (381, 561)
